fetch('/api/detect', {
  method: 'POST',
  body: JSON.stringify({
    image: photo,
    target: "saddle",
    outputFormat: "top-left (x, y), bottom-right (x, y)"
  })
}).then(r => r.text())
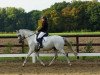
top-left (36, 32), bottom-right (48, 49)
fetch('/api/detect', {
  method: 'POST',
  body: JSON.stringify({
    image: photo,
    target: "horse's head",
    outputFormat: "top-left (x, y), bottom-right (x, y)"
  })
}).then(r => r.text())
top-left (16, 30), bottom-right (25, 43)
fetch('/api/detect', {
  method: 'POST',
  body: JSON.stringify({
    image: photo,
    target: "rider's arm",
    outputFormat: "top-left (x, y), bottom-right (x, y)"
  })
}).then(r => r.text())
top-left (36, 20), bottom-right (43, 31)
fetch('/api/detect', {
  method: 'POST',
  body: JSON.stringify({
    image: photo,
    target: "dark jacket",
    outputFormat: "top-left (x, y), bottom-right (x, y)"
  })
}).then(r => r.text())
top-left (37, 20), bottom-right (48, 32)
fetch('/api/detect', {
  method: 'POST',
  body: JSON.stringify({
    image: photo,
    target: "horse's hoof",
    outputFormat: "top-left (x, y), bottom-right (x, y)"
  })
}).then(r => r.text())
top-left (22, 64), bottom-right (25, 67)
top-left (69, 63), bottom-right (72, 66)
top-left (43, 64), bottom-right (46, 66)
top-left (22, 65), bottom-right (24, 67)
top-left (68, 62), bottom-right (72, 66)
top-left (48, 63), bottom-right (52, 66)
top-left (41, 63), bottom-right (45, 66)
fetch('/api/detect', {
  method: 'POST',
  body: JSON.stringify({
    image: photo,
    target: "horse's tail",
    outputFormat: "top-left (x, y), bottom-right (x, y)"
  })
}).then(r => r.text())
top-left (63, 37), bottom-right (77, 56)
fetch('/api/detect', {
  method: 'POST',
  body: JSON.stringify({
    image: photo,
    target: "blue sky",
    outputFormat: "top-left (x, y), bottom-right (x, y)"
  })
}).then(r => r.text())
top-left (0, 0), bottom-right (99, 12)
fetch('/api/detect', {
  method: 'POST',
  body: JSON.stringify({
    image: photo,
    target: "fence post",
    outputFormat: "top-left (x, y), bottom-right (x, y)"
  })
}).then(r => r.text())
top-left (32, 53), bottom-right (36, 63)
top-left (21, 40), bottom-right (25, 60)
top-left (76, 36), bottom-right (79, 59)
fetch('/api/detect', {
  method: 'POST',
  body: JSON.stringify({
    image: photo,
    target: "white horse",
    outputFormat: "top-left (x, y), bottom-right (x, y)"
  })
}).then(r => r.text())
top-left (16, 29), bottom-right (77, 66)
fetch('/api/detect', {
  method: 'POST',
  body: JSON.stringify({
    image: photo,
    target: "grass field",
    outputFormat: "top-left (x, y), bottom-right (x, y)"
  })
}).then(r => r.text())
top-left (50, 31), bottom-right (100, 35)
top-left (0, 33), bottom-right (16, 36)
top-left (0, 31), bottom-right (100, 36)
top-left (0, 56), bottom-right (100, 62)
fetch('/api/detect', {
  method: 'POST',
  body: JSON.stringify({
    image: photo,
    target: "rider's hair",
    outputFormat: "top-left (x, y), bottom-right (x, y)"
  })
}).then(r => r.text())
top-left (41, 16), bottom-right (48, 21)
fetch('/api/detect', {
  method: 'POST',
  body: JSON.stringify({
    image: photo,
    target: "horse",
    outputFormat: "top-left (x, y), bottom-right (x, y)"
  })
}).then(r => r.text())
top-left (16, 29), bottom-right (77, 66)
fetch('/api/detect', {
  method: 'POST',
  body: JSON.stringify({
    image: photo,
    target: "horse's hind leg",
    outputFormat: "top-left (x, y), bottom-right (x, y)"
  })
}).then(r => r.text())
top-left (65, 39), bottom-right (77, 56)
top-left (48, 49), bottom-right (58, 66)
top-left (59, 49), bottom-right (71, 66)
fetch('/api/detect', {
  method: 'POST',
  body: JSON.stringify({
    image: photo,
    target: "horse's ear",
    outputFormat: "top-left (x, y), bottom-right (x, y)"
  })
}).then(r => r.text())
top-left (16, 30), bottom-right (19, 33)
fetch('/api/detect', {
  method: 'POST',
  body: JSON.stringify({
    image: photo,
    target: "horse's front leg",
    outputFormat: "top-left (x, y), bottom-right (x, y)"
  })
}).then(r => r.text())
top-left (35, 52), bottom-right (45, 66)
top-left (23, 49), bottom-right (34, 67)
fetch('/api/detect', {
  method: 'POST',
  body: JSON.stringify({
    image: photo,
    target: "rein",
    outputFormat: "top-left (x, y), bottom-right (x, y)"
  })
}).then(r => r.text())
top-left (24, 32), bottom-right (36, 39)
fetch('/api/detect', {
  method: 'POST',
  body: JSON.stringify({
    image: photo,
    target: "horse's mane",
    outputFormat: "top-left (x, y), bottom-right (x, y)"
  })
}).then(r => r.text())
top-left (19, 29), bottom-right (34, 33)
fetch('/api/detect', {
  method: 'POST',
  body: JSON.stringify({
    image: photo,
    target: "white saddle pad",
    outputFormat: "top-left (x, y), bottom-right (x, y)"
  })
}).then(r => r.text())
top-left (43, 37), bottom-right (48, 43)
top-left (34, 36), bottom-right (48, 44)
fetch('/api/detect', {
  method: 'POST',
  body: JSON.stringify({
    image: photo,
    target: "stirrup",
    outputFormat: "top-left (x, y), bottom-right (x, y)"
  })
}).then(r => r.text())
top-left (37, 44), bottom-right (42, 50)
top-left (40, 45), bottom-right (43, 48)
top-left (39, 43), bottom-right (43, 48)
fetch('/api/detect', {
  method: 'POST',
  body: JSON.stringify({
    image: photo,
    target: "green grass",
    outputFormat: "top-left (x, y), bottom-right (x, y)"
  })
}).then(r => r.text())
top-left (40, 56), bottom-right (100, 61)
top-left (0, 31), bottom-right (100, 36)
top-left (0, 57), bottom-right (23, 62)
top-left (50, 31), bottom-right (100, 36)
top-left (0, 33), bottom-right (16, 36)
top-left (0, 56), bottom-right (100, 62)
top-left (0, 56), bottom-right (73, 62)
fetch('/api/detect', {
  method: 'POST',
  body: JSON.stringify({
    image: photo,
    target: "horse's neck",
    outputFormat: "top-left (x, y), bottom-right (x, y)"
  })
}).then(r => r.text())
top-left (24, 31), bottom-right (32, 37)
top-left (24, 31), bottom-right (36, 42)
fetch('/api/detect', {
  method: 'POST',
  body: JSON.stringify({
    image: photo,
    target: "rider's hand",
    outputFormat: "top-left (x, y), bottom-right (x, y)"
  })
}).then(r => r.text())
top-left (35, 31), bottom-right (38, 33)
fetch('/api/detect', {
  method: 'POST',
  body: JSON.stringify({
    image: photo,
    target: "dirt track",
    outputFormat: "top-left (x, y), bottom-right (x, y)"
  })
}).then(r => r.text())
top-left (0, 60), bottom-right (100, 75)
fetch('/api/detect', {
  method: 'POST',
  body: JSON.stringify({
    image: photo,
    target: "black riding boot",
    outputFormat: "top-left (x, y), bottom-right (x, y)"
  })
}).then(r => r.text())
top-left (37, 38), bottom-right (43, 48)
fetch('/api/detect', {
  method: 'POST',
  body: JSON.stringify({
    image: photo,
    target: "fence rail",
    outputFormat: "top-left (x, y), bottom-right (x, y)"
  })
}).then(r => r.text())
top-left (0, 34), bottom-right (100, 63)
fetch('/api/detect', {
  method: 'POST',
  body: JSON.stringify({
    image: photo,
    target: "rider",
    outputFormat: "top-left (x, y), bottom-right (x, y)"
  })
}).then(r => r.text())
top-left (36, 16), bottom-right (48, 48)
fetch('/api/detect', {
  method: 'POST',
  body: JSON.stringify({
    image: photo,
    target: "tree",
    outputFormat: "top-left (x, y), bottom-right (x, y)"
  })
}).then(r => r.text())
top-left (86, 2), bottom-right (100, 31)
top-left (28, 10), bottom-right (42, 30)
top-left (5, 7), bottom-right (26, 31)
top-left (0, 1), bottom-right (100, 32)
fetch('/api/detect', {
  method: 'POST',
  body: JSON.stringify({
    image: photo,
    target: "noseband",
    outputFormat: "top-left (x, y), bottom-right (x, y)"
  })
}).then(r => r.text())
top-left (18, 35), bottom-right (25, 43)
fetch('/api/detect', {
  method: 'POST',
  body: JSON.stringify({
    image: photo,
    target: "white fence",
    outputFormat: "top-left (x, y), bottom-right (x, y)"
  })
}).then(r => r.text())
top-left (0, 35), bottom-right (100, 63)
top-left (0, 53), bottom-right (100, 63)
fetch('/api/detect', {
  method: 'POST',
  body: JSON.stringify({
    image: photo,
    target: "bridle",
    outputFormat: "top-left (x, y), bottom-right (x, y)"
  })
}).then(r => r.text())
top-left (24, 32), bottom-right (36, 39)
top-left (18, 32), bottom-right (36, 43)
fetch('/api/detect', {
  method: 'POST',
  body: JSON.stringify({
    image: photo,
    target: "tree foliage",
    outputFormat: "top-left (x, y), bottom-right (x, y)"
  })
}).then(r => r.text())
top-left (0, 1), bottom-right (100, 32)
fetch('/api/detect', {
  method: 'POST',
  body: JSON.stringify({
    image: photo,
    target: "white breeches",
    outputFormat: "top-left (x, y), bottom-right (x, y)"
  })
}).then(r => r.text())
top-left (37, 32), bottom-right (46, 38)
